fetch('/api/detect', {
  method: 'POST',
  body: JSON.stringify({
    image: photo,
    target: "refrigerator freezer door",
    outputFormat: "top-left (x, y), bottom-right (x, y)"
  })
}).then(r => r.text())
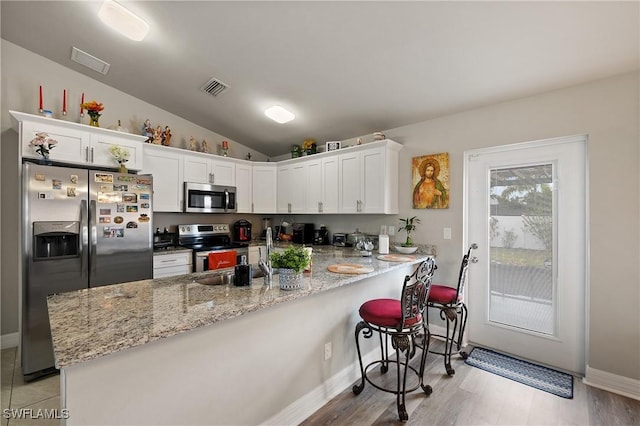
top-left (89, 171), bottom-right (153, 287)
top-left (22, 163), bottom-right (89, 376)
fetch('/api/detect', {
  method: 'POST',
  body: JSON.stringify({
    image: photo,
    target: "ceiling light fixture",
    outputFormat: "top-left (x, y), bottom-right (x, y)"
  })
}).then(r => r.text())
top-left (265, 105), bottom-right (295, 124)
top-left (98, 0), bottom-right (150, 41)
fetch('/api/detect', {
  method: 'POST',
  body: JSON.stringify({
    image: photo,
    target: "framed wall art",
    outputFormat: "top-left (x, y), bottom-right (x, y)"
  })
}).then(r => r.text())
top-left (326, 141), bottom-right (341, 151)
top-left (412, 152), bottom-right (450, 209)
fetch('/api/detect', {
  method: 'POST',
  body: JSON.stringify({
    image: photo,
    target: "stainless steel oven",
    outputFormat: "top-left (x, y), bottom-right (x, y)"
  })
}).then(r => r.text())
top-left (183, 183), bottom-right (236, 213)
top-left (178, 223), bottom-right (248, 272)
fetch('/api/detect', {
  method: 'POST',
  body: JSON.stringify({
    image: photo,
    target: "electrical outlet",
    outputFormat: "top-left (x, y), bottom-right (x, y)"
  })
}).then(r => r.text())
top-left (324, 342), bottom-right (332, 360)
top-left (444, 227), bottom-right (452, 240)
top-left (388, 225), bottom-right (395, 236)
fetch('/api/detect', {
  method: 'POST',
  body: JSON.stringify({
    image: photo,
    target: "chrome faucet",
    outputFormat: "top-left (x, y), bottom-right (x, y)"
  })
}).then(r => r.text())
top-left (258, 227), bottom-right (273, 287)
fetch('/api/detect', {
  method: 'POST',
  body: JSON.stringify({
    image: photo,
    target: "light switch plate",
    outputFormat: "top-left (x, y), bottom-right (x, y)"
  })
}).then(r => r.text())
top-left (444, 227), bottom-right (452, 240)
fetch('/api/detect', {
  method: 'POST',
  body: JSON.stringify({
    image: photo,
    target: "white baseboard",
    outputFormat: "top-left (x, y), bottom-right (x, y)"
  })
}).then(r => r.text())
top-left (1, 332), bottom-right (18, 349)
top-left (262, 349), bottom-right (379, 426)
top-left (584, 365), bottom-right (640, 400)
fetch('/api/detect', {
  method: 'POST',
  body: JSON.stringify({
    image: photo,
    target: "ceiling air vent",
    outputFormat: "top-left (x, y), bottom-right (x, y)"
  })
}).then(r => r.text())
top-left (70, 47), bottom-right (111, 75)
top-left (201, 77), bottom-right (229, 97)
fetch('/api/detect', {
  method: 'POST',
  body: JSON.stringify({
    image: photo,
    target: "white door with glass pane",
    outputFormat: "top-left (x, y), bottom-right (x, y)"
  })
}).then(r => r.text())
top-left (465, 135), bottom-right (586, 374)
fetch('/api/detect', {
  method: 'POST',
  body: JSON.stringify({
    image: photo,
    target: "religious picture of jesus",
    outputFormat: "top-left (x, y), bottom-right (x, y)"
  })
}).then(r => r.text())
top-left (412, 153), bottom-right (450, 209)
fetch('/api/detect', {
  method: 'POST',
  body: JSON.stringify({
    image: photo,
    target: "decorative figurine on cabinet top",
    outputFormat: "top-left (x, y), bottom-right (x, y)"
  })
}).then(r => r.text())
top-left (142, 119), bottom-right (153, 143)
top-left (201, 140), bottom-right (209, 153)
top-left (162, 126), bottom-right (172, 146)
top-left (189, 136), bottom-right (198, 151)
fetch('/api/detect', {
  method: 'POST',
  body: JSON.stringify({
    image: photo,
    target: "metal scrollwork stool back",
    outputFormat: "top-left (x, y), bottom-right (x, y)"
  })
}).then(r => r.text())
top-left (352, 258), bottom-right (436, 421)
top-left (426, 243), bottom-right (478, 376)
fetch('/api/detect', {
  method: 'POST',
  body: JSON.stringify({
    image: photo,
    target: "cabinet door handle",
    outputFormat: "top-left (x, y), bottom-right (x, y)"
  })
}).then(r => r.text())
top-left (251, 203), bottom-right (254, 213)
top-left (85, 147), bottom-right (89, 162)
top-left (318, 202), bottom-right (322, 213)
top-left (288, 203), bottom-right (292, 213)
top-left (160, 259), bottom-right (178, 263)
top-left (90, 147), bottom-right (94, 163)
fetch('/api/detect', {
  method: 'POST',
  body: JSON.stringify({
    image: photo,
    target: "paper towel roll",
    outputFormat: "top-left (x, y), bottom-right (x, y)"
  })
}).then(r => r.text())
top-left (378, 235), bottom-right (389, 254)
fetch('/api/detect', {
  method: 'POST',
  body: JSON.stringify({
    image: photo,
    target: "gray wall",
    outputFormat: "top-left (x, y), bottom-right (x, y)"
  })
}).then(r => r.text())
top-left (2, 40), bottom-right (638, 382)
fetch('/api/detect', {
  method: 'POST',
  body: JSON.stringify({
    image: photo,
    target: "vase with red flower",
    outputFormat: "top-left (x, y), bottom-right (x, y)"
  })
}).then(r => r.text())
top-left (81, 100), bottom-right (104, 127)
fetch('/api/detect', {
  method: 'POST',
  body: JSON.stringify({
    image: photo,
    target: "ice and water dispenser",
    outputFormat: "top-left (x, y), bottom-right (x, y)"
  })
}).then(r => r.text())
top-left (33, 222), bottom-right (80, 260)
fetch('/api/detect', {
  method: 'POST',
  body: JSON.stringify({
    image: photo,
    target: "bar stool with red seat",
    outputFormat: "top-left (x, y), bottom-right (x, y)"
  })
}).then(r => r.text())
top-left (427, 243), bottom-right (478, 376)
top-left (352, 258), bottom-right (436, 421)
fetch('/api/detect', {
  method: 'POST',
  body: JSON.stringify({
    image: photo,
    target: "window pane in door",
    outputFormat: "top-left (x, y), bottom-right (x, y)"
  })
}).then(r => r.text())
top-left (488, 164), bottom-right (554, 335)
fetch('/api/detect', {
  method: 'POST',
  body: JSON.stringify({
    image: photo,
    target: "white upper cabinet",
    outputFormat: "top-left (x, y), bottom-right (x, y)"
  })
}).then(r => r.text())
top-left (305, 159), bottom-right (323, 213)
top-left (338, 142), bottom-right (400, 214)
top-left (252, 164), bottom-right (277, 214)
top-left (235, 162), bottom-right (252, 213)
top-left (11, 111), bottom-right (146, 170)
top-left (182, 152), bottom-right (236, 186)
top-left (277, 162), bottom-right (307, 213)
top-left (321, 156), bottom-right (340, 213)
top-left (91, 132), bottom-right (144, 171)
top-left (141, 145), bottom-right (184, 212)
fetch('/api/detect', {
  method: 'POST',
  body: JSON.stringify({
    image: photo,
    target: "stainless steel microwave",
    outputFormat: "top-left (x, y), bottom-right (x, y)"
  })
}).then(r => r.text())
top-left (183, 182), bottom-right (237, 213)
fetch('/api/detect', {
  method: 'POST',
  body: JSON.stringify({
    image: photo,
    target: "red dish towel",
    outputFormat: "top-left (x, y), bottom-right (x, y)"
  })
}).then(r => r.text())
top-left (208, 250), bottom-right (237, 270)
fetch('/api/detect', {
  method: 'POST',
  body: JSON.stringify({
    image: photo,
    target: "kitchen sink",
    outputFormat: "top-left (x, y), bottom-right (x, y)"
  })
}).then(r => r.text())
top-left (195, 274), bottom-right (234, 286)
top-left (195, 268), bottom-right (275, 285)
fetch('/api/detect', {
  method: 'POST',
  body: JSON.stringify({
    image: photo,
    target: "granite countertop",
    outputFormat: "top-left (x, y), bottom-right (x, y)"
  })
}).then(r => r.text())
top-left (47, 248), bottom-right (429, 369)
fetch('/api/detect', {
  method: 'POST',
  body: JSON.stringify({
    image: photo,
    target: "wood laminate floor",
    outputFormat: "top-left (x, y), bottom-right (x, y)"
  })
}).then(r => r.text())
top-left (2, 343), bottom-right (639, 425)
top-left (301, 342), bottom-right (640, 426)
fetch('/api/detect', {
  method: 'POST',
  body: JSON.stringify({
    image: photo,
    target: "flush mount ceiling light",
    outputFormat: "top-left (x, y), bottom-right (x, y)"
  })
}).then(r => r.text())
top-left (265, 105), bottom-right (295, 124)
top-left (98, 0), bottom-right (150, 41)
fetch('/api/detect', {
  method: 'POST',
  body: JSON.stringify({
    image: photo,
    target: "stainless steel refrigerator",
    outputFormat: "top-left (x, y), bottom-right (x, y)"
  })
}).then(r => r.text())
top-left (22, 162), bottom-right (153, 378)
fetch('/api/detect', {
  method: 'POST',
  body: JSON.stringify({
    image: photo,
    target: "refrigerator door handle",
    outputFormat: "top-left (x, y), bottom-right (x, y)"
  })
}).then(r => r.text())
top-left (90, 200), bottom-right (98, 276)
top-left (81, 200), bottom-right (89, 278)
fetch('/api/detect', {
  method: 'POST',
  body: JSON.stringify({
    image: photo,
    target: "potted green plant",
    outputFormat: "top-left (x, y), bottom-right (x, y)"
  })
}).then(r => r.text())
top-left (396, 216), bottom-right (421, 254)
top-left (270, 245), bottom-right (311, 290)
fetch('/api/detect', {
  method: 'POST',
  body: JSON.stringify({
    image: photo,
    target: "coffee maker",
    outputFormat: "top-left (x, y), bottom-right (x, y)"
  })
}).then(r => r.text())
top-left (313, 225), bottom-right (330, 245)
top-left (233, 219), bottom-right (252, 242)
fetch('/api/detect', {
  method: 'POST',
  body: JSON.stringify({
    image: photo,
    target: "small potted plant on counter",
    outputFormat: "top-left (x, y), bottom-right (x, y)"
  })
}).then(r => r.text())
top-left (270, 246), bottom-right (311, 290)
top-left (396, 216), bottom-right (421, 254)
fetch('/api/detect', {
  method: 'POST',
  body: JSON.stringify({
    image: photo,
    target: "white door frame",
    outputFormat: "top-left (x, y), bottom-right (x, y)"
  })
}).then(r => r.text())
top-left (463, 134), bottom-right (589, 374)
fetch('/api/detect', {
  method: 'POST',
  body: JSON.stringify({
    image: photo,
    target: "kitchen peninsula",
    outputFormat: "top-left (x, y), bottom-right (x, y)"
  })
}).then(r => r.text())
top-left (48, 249), bottom-right (428, 425)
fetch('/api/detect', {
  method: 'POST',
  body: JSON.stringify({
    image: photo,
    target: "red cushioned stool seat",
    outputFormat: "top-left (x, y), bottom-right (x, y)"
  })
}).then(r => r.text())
top-left (428, 284), bottom-right (459, 304)
top-left (359, 299), bottom-right (421, 327)
top-left (352, 259), bottom-right (436, 422)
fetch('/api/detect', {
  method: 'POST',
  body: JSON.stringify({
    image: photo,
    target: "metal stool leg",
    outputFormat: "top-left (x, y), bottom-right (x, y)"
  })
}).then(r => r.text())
top-left (352, 321), bottom-right (370, 395)
top-left (457, 303), bottom-right (469, 359)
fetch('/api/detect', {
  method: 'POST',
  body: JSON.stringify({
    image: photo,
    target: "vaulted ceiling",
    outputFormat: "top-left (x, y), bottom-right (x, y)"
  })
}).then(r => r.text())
top-left (2, 1), bottom-right (638, 156)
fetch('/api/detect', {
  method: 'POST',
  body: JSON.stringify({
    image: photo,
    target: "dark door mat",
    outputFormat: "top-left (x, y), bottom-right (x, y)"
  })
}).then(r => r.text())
top-left (465, 346), bottom-right (573, 398)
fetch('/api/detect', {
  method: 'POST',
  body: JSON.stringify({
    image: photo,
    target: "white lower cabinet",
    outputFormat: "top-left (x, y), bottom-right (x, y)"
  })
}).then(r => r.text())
top-left (153, 251), bottom-right (192, 278)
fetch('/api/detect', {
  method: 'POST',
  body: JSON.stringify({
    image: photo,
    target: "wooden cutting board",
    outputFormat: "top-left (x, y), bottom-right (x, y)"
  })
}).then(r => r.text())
top-left (376, 254), bottom-right (416, 262)
top-left (327, 263), bottom-right (375, 274)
